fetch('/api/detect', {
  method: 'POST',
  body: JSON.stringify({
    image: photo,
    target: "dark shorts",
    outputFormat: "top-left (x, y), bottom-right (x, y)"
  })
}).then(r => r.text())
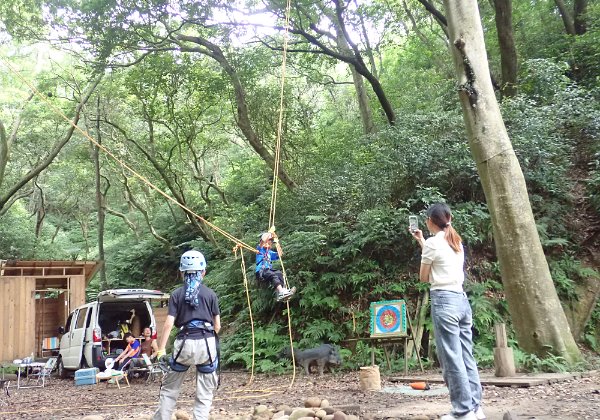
top-left (256, 269), bottom-right (284, 288)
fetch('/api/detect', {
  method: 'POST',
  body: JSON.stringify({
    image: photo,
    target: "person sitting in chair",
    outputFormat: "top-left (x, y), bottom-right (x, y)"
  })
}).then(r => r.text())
top-left (140, 327), bottom-right (159, 360)
top-left (130, 327), bottom-right (159, 369)
top-left (114, 332), bottom-right (141, 371)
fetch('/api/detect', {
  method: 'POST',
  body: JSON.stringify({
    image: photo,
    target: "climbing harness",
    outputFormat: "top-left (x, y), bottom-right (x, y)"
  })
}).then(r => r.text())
top-left (170, 319), bottom-right (221, 385)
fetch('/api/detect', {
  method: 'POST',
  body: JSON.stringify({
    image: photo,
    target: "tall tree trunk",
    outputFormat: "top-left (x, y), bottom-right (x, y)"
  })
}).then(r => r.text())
top-left (554, 0), bottom-right (576, 35)
top-left (493, 0), bottom-right (518, 98)
top-left (574, 0), bottom-right (588, 35)
top-left (442, 0), bottom-right (582, 363)
top-left (328, 9), bottom-right (375, 135)
top-left (94, 96), bottom-right (107, 290)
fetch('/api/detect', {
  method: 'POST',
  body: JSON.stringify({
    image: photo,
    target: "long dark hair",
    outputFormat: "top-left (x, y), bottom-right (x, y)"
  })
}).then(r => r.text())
top-left (427, 203), bottom-right (462, 253)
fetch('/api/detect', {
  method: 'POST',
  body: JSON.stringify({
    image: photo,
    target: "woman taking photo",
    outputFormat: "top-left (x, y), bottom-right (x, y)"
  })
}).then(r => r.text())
top-left (410, 203), bottom-right (485, 420)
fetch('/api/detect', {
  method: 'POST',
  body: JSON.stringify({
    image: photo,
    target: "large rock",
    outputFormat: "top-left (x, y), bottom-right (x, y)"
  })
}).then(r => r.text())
top-left (277, 405), bottom-right (292, 414)
top-left (304, 397), bottom-right (322, 408)
top-left (320, 399), bottom-right (330, 408)
top-left (289, 408), bottom-right (316, 420)
top-left (315, 409), bottom-right (327, 419)
top-left (253, 405), bottom-right (273, 419)
top-left (332, 412), bottom-right (346, 420)
top-left (175, 410), bottom-right (191, 420)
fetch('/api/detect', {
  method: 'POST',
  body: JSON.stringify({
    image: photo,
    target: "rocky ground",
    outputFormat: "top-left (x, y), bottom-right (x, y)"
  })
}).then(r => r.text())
top-left (0, 369), bottom-right (598, 420)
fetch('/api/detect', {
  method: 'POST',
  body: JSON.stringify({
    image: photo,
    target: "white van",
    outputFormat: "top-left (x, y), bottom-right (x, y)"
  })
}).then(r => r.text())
top-left (57, 289), bottom-right (168, 378)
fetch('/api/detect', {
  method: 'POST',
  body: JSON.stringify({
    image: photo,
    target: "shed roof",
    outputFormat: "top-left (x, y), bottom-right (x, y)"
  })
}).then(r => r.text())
top-left (0, 260), bottom-right (102, 286)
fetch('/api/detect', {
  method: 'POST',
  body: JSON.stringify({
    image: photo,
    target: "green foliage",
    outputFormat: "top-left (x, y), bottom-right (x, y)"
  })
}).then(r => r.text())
top-left (220, 323), bottom-right (289, 373)
top-left (549, 254), bottom-right (599, 301)
top-left (513, 350), bottom-right (570, 373)
top-left (584, 300), bottom-right (600, 352)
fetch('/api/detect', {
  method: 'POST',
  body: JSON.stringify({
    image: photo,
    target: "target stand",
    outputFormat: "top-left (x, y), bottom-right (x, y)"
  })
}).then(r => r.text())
top-left (344, 299), bottom-right (424, 375)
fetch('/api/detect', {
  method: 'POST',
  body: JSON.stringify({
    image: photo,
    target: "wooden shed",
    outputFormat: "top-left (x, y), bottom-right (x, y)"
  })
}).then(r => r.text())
top-left (0, 260), bottom-right (101, 362)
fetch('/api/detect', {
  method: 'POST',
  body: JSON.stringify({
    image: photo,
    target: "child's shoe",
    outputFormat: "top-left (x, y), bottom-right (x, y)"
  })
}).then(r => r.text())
top-left (276, 287), bottom-right (296, 302)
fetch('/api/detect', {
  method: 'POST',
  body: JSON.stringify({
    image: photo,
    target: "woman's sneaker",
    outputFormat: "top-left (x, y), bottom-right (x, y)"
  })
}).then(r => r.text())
top-left (440, 411), bottom-right (477, 420)
top-left (276, 287), bottom-right (296, 302)
top-left (474, 407), bottom-right (486, 420)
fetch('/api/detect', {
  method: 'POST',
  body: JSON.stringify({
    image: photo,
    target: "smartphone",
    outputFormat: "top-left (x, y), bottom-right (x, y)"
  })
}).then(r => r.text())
top-left (409, 215), bottom-right (419, 233)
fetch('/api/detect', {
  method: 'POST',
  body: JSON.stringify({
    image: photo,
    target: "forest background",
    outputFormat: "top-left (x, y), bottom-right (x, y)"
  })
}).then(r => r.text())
top-left (0, 0), bottom-right (599, 374)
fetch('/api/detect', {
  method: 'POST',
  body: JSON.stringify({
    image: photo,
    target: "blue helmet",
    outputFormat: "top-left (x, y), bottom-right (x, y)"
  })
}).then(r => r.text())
top-left (179, 250), bottom-right (206, 272)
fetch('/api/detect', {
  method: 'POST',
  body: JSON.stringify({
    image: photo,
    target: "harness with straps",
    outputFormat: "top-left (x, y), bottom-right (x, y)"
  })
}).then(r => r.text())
top-left (170, 319), bottom-right (221, 386)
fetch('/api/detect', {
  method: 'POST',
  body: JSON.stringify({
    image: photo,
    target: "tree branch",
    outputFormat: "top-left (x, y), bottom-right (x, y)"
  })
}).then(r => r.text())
top-left (0, 92), bottom-right (35, 188)
top-left (121, 174), bottom-right (170, 245)
top-left (0, 74), bottom-right (103, 214)
top-left (105, 206), bottom-right (139, 237)
top-left (0, 188), bottom-right (34, 217)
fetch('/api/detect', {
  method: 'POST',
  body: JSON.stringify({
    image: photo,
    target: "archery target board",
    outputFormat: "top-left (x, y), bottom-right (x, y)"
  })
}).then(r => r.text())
top-left (370, 300), bottom-right (407, 338)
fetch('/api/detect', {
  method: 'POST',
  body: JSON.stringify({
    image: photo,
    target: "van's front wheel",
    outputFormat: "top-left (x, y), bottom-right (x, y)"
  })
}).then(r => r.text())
top-left (57, 358), bottom-right (68, 379)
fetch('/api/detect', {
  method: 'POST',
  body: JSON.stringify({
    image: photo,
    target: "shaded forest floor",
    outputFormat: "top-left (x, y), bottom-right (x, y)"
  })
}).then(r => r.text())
top-left (1, 369), bottom-right (599, 419)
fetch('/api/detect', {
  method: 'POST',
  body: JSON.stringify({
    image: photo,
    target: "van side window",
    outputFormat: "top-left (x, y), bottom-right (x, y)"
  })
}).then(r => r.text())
top-left (76, 307), bottom-right (88, 329)
top-left (65, 312), bottom-right (74, 333)
top-left (85, 306), bottom-right (93, 328)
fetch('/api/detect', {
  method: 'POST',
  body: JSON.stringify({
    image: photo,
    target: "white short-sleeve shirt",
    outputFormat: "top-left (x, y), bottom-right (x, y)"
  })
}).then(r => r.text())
top-left (421, 231), bottom-right (465, 292)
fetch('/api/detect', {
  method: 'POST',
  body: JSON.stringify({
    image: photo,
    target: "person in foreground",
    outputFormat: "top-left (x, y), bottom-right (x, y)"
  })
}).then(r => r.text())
top-left (153, 250), bottom-right (220, 420)
top-left (410, 203), bottom-right (485, 420)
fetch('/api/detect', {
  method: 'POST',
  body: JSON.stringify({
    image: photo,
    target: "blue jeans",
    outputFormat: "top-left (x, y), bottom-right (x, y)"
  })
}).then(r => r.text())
top-left (431, 290), bottom-right (482, 416)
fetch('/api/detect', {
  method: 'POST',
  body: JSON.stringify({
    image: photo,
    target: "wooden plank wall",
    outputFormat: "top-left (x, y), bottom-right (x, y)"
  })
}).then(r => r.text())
top-left (154, 306), bottom-right (169, 341)
top-left (0, 277), bottom-right (36, 362)
top-left (34, 297), bottom-right (60, 356)
top-left (69, 275), bottom-right (87, 311)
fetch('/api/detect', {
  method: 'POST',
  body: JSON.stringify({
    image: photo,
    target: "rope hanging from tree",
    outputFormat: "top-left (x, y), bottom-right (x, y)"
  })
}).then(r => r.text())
top-left (233, 244), bottom-right (256, 385)
top-left (266, 0), bottom-right (297, 388)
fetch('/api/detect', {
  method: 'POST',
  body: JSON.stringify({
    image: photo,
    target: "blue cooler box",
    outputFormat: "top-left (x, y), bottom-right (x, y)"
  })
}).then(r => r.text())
top-left (75, 367), bottom-right (99, 386)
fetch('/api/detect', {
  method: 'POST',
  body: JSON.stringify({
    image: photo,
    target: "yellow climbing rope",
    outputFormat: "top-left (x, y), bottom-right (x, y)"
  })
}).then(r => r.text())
top-left (234, 244), bottom-right (256, 385)
top-left (265, 0), bottom-right (298, 389)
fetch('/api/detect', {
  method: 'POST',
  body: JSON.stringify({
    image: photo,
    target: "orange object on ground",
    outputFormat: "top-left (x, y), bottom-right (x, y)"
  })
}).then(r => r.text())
top-left (409, 381), bottom-right (431, 390)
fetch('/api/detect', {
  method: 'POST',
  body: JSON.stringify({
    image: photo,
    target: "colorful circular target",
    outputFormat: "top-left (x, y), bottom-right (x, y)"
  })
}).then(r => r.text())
top-left (375, 304), bottom-right (402, 333)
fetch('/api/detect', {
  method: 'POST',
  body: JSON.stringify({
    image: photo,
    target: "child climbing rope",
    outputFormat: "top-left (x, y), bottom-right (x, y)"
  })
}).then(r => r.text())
top-left (255, 232), bottom-right (296, 302)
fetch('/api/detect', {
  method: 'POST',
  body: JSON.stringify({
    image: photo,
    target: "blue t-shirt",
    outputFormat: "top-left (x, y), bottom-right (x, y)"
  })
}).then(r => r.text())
top-left (129, 339), bottom-right (141, 358)
top-left (255, 245), bottom-right (279, 273)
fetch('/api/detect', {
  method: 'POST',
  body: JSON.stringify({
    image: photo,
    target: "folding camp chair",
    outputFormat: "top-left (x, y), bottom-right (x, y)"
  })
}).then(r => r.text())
top-left (28, 357), bottom-right (57, 387)
top-left (125, 356), bottom-right (149, 381)
top-left (142, 354), bottom-right (167, 383)
top-left (27, 357), bottom-right (57, 387)
top-left (41, 337), bottom-right (60, 357)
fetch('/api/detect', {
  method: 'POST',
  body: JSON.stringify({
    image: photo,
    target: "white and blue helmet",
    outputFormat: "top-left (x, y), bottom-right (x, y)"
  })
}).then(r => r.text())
top-left (179, 250), bottom-right (206, 272)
